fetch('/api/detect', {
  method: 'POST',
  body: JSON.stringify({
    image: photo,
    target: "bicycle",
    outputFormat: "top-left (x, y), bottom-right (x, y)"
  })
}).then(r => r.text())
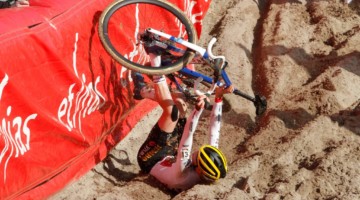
top-left (98, 0), bottom-right (267, 115)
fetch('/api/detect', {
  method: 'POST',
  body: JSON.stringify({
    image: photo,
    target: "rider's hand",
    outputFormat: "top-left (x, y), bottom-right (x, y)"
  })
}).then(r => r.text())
top-left (215, 85), bottom-right (234, 100)
top-left (195, 95), bottom-right (210, 111)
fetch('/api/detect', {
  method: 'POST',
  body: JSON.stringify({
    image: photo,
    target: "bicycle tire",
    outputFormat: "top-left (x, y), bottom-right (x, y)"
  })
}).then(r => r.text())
top-left (99, 0), bottom-right (197, 75)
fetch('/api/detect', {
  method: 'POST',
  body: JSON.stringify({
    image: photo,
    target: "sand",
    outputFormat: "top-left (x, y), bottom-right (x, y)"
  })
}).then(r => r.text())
top-left (50, 0), bottom-right (360, 199)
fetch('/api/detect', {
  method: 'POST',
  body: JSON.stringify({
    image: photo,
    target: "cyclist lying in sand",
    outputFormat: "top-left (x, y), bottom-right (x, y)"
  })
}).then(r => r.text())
top-left (133, 51), bottom-right (233, 191)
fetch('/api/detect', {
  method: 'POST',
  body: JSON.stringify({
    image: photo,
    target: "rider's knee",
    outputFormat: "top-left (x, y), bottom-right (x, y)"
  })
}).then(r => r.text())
top-left (171, 105), bottom-right (179, 122)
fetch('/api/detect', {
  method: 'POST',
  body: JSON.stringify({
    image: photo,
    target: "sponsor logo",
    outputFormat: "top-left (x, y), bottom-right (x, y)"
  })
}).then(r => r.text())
top-left (139, 142), bottom-right (162, 162)
top-left (184, 0), bottom-right (205, 25)
top-left (57, 33), bottom-right (105, 139)
top-left (0, 74), bottom-right (37, 182)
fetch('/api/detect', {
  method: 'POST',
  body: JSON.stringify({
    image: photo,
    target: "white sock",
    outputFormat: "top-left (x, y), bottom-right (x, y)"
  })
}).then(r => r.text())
top-left (153, 75), bottom-right (166, 83)
top-left (149, 53), bottom-right (166, 83)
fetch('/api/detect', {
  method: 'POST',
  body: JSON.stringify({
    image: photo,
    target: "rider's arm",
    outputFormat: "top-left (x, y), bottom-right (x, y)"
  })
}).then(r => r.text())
top-left (209, 85), bottom-right (233, 148)
top-left (209, 100), bottom-right (222, 148)
top-left (175, 107), bottom-right (204, 173)
top-left (173, 85), bottom-right (233, 174)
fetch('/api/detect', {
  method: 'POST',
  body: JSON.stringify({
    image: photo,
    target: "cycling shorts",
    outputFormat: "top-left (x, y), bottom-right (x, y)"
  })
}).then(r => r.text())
top-left (137, 118), bottom-right (186, 173)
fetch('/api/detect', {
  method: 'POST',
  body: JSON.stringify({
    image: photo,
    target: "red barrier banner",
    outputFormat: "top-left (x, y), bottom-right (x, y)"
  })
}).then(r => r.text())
top-left (0, 0), bottom-right (210, 199)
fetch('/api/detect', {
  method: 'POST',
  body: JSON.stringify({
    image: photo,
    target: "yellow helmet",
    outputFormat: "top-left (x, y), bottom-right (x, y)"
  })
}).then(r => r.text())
top-left (196, 145), bottom-right (228, 181)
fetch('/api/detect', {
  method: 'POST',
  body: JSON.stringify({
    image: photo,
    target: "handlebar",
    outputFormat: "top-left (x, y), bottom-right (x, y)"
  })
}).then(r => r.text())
top-left (207, 38), bottom-right (226, 69)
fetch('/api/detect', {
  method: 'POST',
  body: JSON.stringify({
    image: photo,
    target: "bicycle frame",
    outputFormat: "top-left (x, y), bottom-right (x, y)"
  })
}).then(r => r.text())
top-left (147, 28), bottom-right (231, 87)
top-left (147, 28), bottom-right (267, 115)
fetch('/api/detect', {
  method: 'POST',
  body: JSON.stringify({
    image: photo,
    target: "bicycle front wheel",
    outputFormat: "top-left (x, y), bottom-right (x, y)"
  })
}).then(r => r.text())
top-left (99, 0), bottom-right (197, 75)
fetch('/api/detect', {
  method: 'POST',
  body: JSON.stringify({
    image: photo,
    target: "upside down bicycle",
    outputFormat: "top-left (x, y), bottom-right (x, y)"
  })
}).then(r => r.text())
top-left (98, 0), bottom-right (267, 115)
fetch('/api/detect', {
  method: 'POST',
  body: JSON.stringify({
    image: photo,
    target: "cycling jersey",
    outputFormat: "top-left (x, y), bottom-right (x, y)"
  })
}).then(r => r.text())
top-left (149, 101), bottom-right (222, 191)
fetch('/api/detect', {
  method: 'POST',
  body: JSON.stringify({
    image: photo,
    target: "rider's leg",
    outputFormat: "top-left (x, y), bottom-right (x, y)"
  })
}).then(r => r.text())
top-left (150, 53), bottom-right (179, 133)
top-left (137, 53), bottom-right (187, 173)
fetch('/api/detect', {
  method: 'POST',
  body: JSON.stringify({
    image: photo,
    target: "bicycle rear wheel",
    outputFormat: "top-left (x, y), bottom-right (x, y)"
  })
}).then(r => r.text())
top-left (99, 0), bottom-right (197, 75)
